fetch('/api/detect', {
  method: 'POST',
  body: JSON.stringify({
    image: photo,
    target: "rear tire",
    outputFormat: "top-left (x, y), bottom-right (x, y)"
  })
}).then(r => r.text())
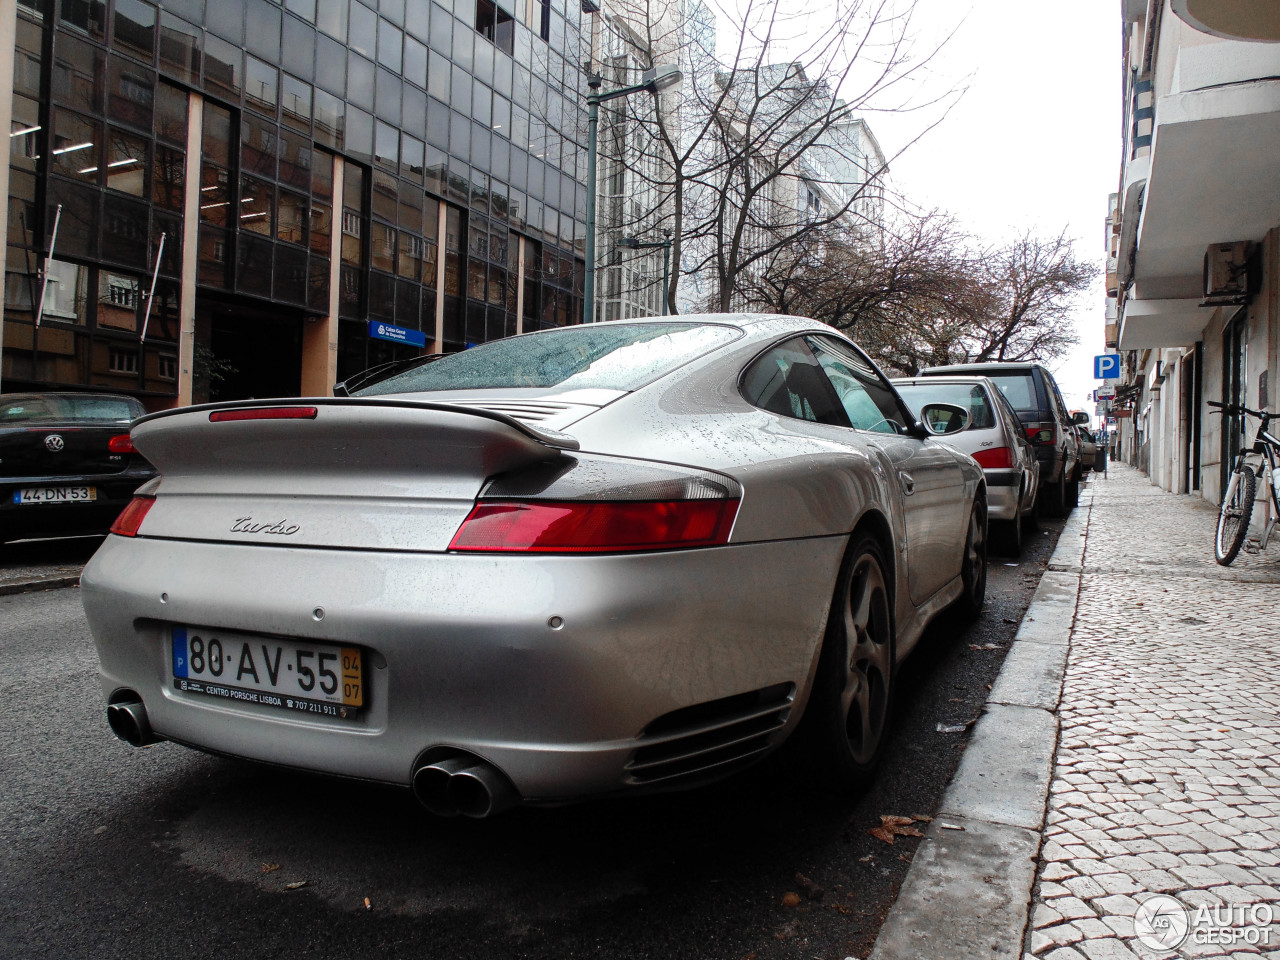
top-left (996, 512), bottom-right (1022, 556)
top-left (1066, 468), bottom-right (1080, 509)
top-left (1039, 469), bottom-right (1067, 519)
top-left (1215, 463), bottom-right (1256, 566)
top-left (954, 497), bottom-right (988, 621)
top-left (787, 535), bottom-right (894, 793)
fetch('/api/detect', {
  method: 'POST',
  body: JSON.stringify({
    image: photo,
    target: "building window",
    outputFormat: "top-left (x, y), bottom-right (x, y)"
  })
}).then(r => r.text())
top-left (157, 354), bottom-right (177, 381)
top-left (475, 0), bottom-right (515, 55)
top-left (106, 278), bottom-right (137, 308)
top-left (108, 347), bottom-right (139, 374)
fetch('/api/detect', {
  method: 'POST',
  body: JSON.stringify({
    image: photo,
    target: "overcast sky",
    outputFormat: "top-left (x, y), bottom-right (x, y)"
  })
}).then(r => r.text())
top-left (866, 0), bottom-right (1122, 411)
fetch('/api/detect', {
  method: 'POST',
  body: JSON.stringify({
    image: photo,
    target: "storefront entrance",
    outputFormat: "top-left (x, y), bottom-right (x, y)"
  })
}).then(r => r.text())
top-left (193, 296), bottom-right (303, 404)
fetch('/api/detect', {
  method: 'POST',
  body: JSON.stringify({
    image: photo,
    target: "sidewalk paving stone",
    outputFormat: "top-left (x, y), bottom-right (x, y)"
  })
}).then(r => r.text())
top-left (871, 463), bottom-right (1280, 960)
top-left (1024, 465), bottom-right (1280, 960)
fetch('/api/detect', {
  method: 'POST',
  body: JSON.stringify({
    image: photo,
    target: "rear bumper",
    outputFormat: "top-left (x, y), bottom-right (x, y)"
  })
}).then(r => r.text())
top-left (81, 534), bottom-right (846, 802)
top-left (1034, 446), bottom-right (1064, 484)
top-left (1, 472), bottom-right (151, 542)
top-left (982, 470), bottom-right (1021, 521)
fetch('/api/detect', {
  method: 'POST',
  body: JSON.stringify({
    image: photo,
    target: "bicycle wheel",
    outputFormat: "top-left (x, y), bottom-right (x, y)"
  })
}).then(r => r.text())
top-left (1215, 463), bottom-right (1256, 565)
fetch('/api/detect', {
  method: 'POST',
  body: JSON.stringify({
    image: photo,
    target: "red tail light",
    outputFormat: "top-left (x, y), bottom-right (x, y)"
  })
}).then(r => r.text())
top-left (110, 496), bottom-right (156, 537)
top-left (972, 446), bottom-right (1014, 469)
top-left (108, 433), bottom-right (135, 453)
top-left (209, 406), bottom-right (318, 422)
top-left (449, 499), bottom-right (740, 553)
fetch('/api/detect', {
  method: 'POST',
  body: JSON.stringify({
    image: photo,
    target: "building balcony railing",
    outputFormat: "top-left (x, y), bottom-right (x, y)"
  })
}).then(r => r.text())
top-left (1130, 78), bottom-right (1154, 160)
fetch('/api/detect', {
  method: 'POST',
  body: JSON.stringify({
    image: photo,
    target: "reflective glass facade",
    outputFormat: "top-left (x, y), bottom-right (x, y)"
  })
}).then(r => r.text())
top-left (4, 0), bottom-right (588, 404)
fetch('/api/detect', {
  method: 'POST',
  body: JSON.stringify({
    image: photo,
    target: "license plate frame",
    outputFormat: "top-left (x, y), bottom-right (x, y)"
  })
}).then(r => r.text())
top-left (13, 485), bottom-right (97, 504)
top-left (171, 626), bottom-right (364, 720)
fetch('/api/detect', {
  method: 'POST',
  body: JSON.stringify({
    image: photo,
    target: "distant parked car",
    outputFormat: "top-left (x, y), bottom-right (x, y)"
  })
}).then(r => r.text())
top-left (1074, 425), bottom-right (1098, 473)
top-left (82, 314), bottom-right (989, 817)
top-left (918, 362), bottom-right (1081, 517)
top-left (893, 375), bottom-right (1041, 554)
top-left (1, 392), bottom-right (155, 545)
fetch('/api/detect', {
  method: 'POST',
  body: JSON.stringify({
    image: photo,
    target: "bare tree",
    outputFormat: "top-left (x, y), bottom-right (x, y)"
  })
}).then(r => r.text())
top-left (962, 229), bottom-right (1094, 366)
top-left (743, 214), bottom-right (1097, 374)
top-left (587, 0), bottom-right (962, 315)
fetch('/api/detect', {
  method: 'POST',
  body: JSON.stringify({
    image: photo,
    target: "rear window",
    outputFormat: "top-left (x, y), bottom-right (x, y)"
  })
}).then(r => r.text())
top-left (0, 395), bottom-right (144, 423)
top-left (357, 323), bottom-right (742, 395)
top-left (895, 383), bottom-right (995, 429)
top-left (984, 374), bottom-right (1038, 411)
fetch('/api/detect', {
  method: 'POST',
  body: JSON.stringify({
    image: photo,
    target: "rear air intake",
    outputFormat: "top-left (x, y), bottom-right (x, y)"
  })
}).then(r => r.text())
top-left (625, 683), bottom-right (795, 784)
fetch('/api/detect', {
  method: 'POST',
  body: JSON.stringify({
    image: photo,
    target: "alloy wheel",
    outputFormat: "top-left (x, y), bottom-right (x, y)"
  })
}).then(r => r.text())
top-left (839, 553), bottom-right (892, 766)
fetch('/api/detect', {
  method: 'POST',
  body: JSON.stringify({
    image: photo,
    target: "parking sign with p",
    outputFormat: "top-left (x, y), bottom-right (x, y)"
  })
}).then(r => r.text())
top-left (1094, 354), bottom-right (1121, 379)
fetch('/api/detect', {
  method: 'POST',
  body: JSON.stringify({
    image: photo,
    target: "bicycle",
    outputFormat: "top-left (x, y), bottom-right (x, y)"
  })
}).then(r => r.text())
top-left (1208, 400), bottom-right (1280, 565)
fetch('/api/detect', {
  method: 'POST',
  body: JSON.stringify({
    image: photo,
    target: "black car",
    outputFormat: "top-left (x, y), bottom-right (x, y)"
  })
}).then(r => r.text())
top-left (918, 362), bottom-right (1084, 517)
top-left (1, 393), bottom-right (155, 544)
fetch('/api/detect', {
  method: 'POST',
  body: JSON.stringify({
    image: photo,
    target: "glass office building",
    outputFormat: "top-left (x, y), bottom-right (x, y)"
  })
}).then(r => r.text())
top-left (3, 0), bottom-right (588, 406)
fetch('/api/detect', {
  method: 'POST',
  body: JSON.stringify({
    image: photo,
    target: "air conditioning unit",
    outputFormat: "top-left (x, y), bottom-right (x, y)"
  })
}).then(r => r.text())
top-left (1203, 242), bottom-right (1249, 304)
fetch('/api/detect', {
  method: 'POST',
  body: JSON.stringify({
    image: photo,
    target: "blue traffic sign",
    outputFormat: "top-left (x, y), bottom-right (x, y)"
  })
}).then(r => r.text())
top-left (368, 320), bottom-right (427, 348)
top-left (1094, 354), bottom-right (1121, 379)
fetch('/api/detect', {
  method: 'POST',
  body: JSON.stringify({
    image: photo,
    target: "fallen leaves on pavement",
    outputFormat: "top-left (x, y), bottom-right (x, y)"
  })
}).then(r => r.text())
top-left (794, 872), bottom-right (824, 901)
top-left (868, 815), bottom-right (925, 845)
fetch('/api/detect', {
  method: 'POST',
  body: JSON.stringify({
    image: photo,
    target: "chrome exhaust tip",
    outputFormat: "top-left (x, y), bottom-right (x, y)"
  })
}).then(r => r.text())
top-left (411, 754), bottom-right (520, 818)
top-left (411, 756), bottom-right (473, 817)
top-left (107, 699), bottom-right (159, 746)
top-left (451, 763), bottom-right (519, 819)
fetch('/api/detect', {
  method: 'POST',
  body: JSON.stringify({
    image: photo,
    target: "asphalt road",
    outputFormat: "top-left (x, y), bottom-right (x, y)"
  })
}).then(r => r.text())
top-left (0, 512), bottom-right (1068, 960)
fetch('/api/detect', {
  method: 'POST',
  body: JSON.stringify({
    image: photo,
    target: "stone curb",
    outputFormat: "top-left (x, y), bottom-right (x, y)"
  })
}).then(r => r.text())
top-left (869, 488), bottom-right (1093, 960)
top-left (0, 574), bottom-right (81, 597)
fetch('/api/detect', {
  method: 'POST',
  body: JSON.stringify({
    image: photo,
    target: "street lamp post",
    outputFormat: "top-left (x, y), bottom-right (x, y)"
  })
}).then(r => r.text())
top-left (582, 64), bottom-right (681, 324)
top-left (617, 228), bottom-right (673, 315)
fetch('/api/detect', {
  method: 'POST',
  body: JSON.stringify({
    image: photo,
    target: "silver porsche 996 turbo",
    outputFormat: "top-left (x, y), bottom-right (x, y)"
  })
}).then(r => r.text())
top-left (82, 314), bottom-right (987, 817)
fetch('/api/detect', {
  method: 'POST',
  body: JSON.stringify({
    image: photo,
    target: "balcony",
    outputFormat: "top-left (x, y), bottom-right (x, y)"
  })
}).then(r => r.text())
top-left (1118, 39), bottom-right (1280, 350)
top-left (1172, 0), bottom-right (1280, 41)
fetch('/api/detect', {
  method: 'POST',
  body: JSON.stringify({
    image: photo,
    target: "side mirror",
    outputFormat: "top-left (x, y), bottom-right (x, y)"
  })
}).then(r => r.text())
top-left (918, 402), bottom-right (970, 436)
top-left (1072, 411), bottom-right (1091, 426)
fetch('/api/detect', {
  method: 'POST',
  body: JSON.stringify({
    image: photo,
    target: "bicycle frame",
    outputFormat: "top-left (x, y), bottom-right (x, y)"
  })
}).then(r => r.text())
top-left (1235, 424), bottom-right (1280, 551)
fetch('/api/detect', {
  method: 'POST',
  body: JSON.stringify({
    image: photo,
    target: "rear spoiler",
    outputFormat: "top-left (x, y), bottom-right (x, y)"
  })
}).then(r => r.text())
top-left (134, 397), bottom-right (581, 452)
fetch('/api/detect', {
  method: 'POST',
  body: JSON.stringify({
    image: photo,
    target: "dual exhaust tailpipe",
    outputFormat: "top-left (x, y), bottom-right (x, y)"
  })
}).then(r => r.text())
top-left (107, 698), bottom-right (162, 747)
top-left (412, 755), bottom-right (519, 818)
top-left (107, 701), bottom-right (516, 818)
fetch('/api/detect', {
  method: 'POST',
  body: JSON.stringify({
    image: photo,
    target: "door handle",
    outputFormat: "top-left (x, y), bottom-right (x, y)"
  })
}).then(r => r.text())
top-left (899, 472), bottom-right (916, 496)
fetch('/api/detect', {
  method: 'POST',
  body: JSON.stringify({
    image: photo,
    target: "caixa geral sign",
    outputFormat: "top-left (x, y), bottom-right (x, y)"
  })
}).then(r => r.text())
top-left (367, 320), bottom-right (426, 348)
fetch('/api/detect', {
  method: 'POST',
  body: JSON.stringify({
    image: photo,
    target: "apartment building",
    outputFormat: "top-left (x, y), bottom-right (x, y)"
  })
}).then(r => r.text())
top-left (1107, 0), bottom-right (1280, 502)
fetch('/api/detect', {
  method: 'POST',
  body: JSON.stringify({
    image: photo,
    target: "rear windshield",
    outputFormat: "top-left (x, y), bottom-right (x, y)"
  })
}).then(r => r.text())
top-left (357, 323), bottom-right (742, 395)
top-left (0, 394), bottom-right (144, 424)
top-left (895, 383), bottom-right (995, 429)
top-left (984, 374), bottom-right (1039, 411)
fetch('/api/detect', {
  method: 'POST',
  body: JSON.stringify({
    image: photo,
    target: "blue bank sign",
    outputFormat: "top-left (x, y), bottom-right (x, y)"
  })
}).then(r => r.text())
top-left (1094, 354), bottom-right (1122, 379)
top-left (368, 320), bottom-right (427, 348)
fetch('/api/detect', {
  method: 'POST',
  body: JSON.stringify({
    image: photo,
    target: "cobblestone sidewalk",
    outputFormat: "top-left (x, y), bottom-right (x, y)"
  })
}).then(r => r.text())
top-left (1028, 463), bottom-right (1280, 960)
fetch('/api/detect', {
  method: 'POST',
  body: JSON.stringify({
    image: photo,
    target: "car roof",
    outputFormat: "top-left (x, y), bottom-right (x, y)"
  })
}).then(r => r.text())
top-left (918, 362), bottom-right (1046, 374)
top-left (892, 375), bottom-right (997, 387)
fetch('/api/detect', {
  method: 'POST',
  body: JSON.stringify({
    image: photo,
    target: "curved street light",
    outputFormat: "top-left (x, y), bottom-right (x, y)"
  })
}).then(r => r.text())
top-left (582, 64), bottom-right (682, 324)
